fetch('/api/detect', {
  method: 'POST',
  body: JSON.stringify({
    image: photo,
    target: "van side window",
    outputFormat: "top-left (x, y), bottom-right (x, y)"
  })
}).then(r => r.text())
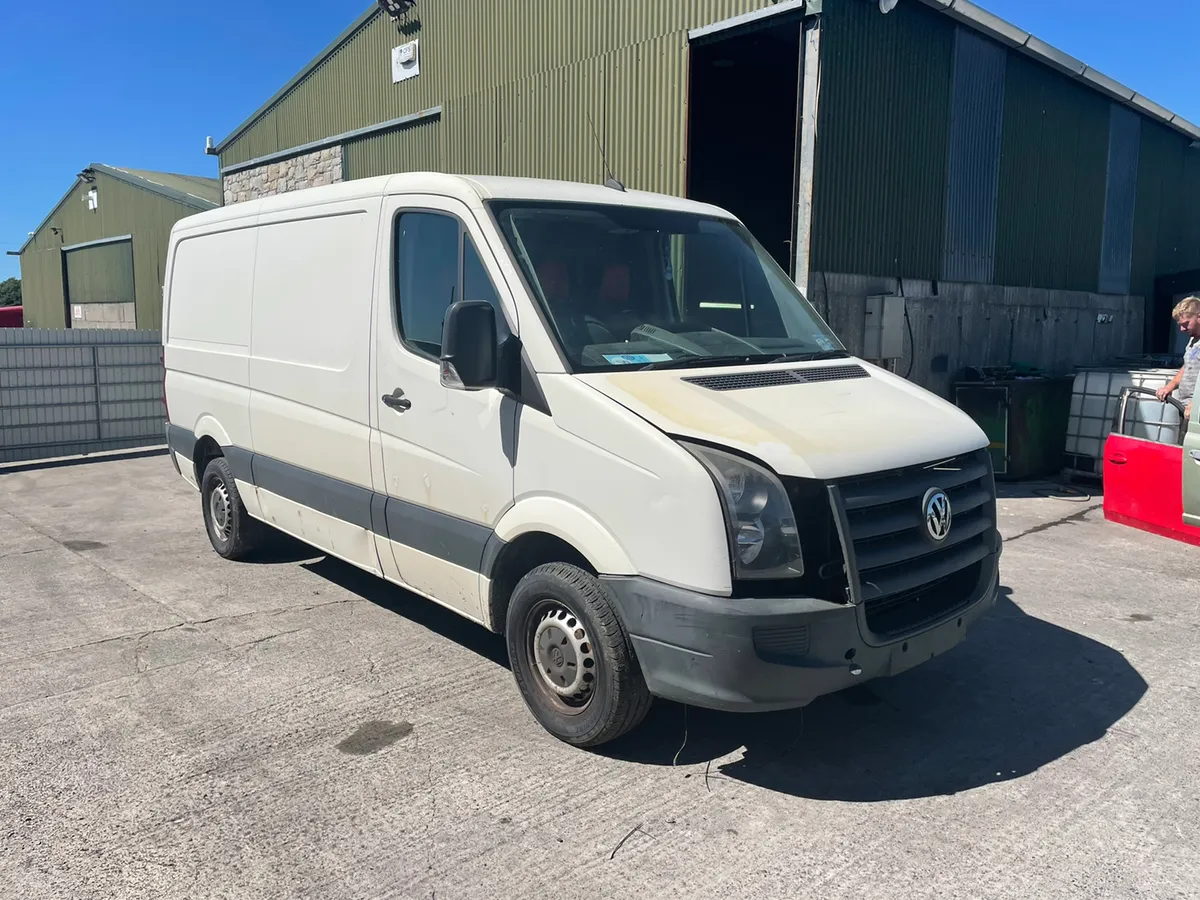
top-left (394, 212), bottom-right (509, 356)
top-left (395, 212), bottom-right (459, 356)
top-left (463, 236), bottom-right (509, 338)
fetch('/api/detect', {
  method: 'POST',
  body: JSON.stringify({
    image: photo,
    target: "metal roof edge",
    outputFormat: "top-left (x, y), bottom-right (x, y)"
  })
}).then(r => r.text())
top-left (60, 234), bottom-right (134, 254)
top-left (91, 164), bottom-right (220, 210)
top-left (16, 178), bottom-right (84, 255)
top-left (17, 165), bottom-right (218, 255)
top-left (220, 105), bottom-right (444, 175)
top-left (917, 0), bottom-right (1200, 143)
top-left (214, 5), bottom-right (382, 154)
top-left (688, 0), bottom-right (809, 42)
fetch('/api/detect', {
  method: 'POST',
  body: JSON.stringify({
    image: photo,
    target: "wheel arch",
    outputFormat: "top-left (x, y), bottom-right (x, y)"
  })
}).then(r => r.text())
top-left (484, 498), bottom-right (636, 633)
top-left (190, 416), bottom-right (234, 486)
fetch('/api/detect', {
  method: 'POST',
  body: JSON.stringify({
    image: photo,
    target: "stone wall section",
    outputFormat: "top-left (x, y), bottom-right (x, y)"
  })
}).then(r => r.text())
top-left (222, 146), bottom-right (344, 204)
top-left (72, 302), bottom-right (137, 330)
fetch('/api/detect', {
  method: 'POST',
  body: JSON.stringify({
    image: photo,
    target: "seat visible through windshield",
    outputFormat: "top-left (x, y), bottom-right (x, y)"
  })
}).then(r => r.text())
top-left (490, 201), bottom-right (842, 371)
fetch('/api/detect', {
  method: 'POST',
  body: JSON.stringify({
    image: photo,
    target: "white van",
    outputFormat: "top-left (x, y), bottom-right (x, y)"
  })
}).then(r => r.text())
top-left (163, 173), bottom-right (1000, 747)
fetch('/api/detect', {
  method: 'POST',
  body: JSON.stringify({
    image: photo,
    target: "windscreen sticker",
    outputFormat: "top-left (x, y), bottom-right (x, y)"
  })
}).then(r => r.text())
top-left (603, 353), bottom-right (673, 365)
top-left (813, 334), bottom-right (836, 351)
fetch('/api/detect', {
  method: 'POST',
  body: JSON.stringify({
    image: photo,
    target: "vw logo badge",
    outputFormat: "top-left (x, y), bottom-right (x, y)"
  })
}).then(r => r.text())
top-left (923, 488), bottom-right (952, 542)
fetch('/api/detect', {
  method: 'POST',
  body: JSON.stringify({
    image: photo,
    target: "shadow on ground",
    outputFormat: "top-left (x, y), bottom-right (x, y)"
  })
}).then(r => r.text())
top-left (303, 557), bottom-right (1147, 802)
top-left (244, 533), bottom-right (328, 566)
top-left (303, 556), bottom-right (509, 669)
top-left (0, 447), bottom-right (168, 477)
top-left (994, 480), bottom-right (1101, 502)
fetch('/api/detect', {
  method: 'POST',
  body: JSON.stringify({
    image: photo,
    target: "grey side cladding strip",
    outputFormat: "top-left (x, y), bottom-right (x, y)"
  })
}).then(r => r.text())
top-left (165, 424), bottom-right (196, 461)
top-left (251, 454), bottom-right (374, 531)
top-left (166, 427), bottom-right (498, 575)
top-left (384, 498), bottom-right (493, 574)
top-left (224, 447), bottom-right (254, 484)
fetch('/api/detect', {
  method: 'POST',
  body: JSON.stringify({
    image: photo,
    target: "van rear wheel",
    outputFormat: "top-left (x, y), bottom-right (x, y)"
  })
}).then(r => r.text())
top-left (506, 563), bottom-right (652, 748)
top-left (200, 457), bottom-right (264, 561)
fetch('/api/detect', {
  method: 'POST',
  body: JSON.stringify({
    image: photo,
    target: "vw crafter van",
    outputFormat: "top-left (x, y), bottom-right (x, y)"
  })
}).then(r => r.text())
top-left (163, 174), bottom-right (1000, 747)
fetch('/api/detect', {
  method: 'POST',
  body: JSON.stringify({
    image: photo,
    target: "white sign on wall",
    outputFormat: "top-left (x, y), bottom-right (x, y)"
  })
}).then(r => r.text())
top-left (72, 305), bottom-right (83, 320)
top-left (392, 40), bottom-right (419, 84)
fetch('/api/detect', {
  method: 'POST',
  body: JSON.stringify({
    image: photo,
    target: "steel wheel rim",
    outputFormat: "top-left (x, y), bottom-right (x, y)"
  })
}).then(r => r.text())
top-left (209, 482), bottom-right (232, 542)
top-left (525, 599), bottom-right (596, 716)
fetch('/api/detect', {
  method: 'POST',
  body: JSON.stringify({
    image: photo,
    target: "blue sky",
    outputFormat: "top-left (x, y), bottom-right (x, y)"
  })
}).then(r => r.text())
top-left (2, 0), bottom-right (1198, 282)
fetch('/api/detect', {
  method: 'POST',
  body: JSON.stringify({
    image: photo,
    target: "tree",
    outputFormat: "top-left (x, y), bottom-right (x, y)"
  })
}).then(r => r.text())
top-left (0, 278), bottom-right (20, 307)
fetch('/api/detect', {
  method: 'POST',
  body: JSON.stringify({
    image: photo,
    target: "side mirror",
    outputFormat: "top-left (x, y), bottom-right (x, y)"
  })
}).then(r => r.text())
top-left (441, 300), bottom-right (497, 390)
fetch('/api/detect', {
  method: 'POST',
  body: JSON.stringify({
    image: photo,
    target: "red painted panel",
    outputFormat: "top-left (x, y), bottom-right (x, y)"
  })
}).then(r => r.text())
top-left (0, 306), bottom-right (22, 328)
top-left (1103, 433), bottom-right (1200, 546)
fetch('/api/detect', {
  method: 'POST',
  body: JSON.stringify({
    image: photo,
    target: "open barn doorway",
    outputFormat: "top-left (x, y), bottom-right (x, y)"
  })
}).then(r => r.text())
top-left (686, 12), bottom-right (804, 276)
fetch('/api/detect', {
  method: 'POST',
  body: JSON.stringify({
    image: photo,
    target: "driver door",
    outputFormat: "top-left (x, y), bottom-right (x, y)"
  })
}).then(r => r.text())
top-left (370, 194), bottom-right (518, 623)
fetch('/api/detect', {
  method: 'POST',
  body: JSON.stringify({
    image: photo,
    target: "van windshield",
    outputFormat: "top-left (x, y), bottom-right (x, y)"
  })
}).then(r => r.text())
top-left (489, 201), bottom-right (845, 372)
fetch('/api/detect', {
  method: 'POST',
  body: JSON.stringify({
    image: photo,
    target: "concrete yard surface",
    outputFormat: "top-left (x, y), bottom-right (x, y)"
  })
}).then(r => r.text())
top-left (1, 455), bottom-right (1197, 899)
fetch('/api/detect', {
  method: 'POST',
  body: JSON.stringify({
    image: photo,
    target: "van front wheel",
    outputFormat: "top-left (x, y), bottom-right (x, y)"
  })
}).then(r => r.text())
top-left (200, 457), bottom-right (263, 561)
top-left (506, 563), bottom-right (652, 748)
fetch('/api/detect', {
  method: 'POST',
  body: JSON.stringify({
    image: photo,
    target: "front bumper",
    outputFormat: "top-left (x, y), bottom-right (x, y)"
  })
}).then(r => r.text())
top-left (602, 551), bottom-right (999, 712)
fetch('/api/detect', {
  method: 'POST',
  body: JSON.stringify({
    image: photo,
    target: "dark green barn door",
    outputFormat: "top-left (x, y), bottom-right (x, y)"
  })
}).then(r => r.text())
top-left (64, 238), bottom-right (135, 328)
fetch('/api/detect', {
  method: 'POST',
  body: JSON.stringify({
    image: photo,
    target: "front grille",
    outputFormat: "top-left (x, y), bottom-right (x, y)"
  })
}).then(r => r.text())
top-left (834, 449), bottom-right (996, 638)
top-left (684, 365), bottom-right (868, 392)
top-left (862, 563), bottom-right (983, 637)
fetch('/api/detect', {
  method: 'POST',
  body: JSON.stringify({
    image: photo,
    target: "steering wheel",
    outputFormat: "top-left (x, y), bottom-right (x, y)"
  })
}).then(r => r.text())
top-left (583, 314), bottom-right (617, 343)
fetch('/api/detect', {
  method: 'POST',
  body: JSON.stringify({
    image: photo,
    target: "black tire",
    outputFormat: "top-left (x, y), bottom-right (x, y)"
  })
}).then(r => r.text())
top-left (200, 457), bottom-right (265, 561)
top-left (506, 563), bottom-right (652, 747)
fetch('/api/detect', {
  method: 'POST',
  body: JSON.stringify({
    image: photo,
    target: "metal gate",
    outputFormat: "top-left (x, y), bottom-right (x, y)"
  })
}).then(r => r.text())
top-left (0, 328), bottom-right (165, 465)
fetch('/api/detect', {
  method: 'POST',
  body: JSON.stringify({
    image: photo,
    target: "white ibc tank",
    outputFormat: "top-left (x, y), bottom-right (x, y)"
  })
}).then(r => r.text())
top-left (1064, 367), bottom-right (1182, 471)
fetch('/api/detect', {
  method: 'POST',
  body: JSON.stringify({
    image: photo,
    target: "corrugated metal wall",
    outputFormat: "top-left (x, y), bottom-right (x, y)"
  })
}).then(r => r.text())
top-left (808, 0), bottom-right (955, 281)
top-left (0, 328), bottom-right (165, 464)
top-left (219, 0), bottom-right (1200, 322)
top-left (219, 0), bottom-right (766, 181)
top-left (501, 54), bottom-right (608, 184)
top-left (1129, 121), bottom-right (1174, 316)
top-left (941, 27), bottom-right (1006, 284)
top-left (19, 172), bottom-right (204, 331)
top-left (1098, 104), bottom-right (1141, 295)
top-left (1129, 119), bottom-right (1200, 345)
top-left (993, 53), bottom-right (1110, 292)
top-left (344, 118), bottom-right (446, 179)
top-left (1153, 138), bottom-right (1200, 278)
top-left (335, 22), bottom-right (689, 195)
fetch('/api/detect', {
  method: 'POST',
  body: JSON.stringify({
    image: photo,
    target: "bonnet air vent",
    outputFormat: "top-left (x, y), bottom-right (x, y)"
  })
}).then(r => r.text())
top-left (683, 365), bottom-right (870, 392)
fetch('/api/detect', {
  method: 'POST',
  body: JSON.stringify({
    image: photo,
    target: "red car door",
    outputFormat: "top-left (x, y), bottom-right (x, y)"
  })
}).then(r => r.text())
top-left (1103, 388), bottom-right (1200, 546)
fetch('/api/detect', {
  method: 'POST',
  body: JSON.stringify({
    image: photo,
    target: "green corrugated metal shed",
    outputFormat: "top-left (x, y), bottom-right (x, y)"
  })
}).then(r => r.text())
top-left (215, 0), bottom-right (1200, 310)
top-left (218, 0), bottom-right (764, 198)
top-left (992, 52), bottom-right (1111, 292)
top-left (17, 165), bottom-right (219, 330)
top-left (809, 0), bottom-right (955, 281)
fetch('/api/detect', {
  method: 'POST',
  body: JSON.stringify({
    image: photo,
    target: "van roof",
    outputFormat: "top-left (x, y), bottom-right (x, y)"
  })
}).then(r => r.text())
top-left (173, 172), bottom-right (734, 233)
top-left (448, 174), bottom-right (732, 218)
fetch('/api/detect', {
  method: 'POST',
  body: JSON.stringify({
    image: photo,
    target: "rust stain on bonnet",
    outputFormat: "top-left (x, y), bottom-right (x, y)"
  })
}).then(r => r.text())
top-left (605, 373), bottom-right (779, 445)
top-left (605, 372), bottom-right (864, 456)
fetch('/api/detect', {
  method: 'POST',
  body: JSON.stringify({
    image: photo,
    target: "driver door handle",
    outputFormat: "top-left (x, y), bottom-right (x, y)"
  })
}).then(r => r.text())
top-left (382, 388), bottom-right (412, 412)
top-left (1190, 450), bottom-right (1200, 463)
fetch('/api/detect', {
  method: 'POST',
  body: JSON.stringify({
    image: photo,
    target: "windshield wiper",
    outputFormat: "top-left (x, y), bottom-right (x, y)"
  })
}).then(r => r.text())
top-left (639, 353), bottom-right (778, 371)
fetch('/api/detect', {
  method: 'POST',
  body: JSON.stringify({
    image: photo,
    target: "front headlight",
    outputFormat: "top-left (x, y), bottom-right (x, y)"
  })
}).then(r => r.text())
top-left (681, 442), bottom-right (803, 580)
